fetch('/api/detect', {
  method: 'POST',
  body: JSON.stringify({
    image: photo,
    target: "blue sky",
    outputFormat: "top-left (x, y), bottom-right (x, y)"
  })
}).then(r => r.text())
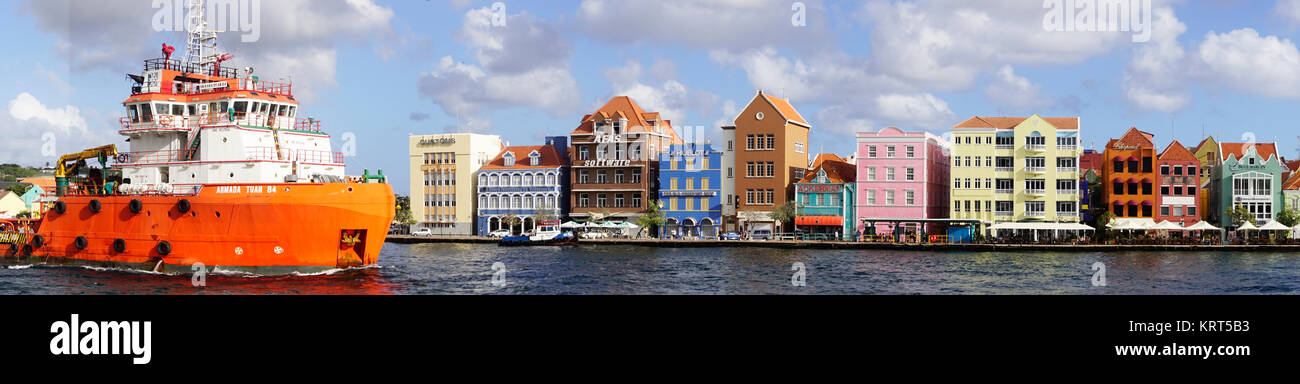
top-left (4, 0), bottom-right (1300, 191)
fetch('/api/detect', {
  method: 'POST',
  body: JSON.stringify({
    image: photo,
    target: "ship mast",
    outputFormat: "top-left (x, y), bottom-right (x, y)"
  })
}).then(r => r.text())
top-left (183, 0), bottom-right (223, 74)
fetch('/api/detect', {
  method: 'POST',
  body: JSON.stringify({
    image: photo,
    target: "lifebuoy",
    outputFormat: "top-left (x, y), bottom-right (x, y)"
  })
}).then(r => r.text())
top-left (112, 239), bottom-right (127, 253)
top-left (177, 199), bottom-right (191, 214)
top-left (129, 199), bottom-right (143, 214)
top-left (74, 236), bottom-right (88, 250)
top-left (156, 241), bottom-right (172, 256)
top-left (89, 199), bottom-right (102, 213)
top-left (159, 115), bottom-right (174, 126)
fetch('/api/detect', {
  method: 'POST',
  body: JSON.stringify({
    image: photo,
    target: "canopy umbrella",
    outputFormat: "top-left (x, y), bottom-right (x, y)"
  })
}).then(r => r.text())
top-left (601, 222), bottom-right (619, 228)
top-left (1258, 220), bottom-right (1290, 231)
top-left (619, 222), bottom-right (640, 229)
top-left (583, 222), bottom-right (601, 228)
top-left (1235, 221), bottom-right (1258, 231)
top-left (1151, 221), bottom-right (1185, 231)
top-left (1184, 221), bottom-right (1222, 232)
top-left (560, 221), bottom-right (580, 228)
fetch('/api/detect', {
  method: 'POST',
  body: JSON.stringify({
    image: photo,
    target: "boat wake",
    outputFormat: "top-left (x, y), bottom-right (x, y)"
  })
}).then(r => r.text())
top-left (3, 262), bottom-right (382, 278)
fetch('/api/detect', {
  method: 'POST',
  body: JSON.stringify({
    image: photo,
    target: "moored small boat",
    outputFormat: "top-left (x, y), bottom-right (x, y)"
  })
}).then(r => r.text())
top-left (499, 221), bottom-right (578, 246)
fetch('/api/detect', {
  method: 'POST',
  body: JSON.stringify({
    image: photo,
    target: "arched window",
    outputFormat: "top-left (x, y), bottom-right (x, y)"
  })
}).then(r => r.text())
top-left (491, 196), bottom-right (499, 209)
top-left (490, 174), bottom-right (499, 186)
top-left (546, 195), bottom-right (556, 209)
top-left (513, 174), bottom-right (522, 186)
top-left (536, 195), bottom-right (545, 209)
top-left (479, 174), bottom-right (487, 186)
top-left (480, 195), bottom-right (487, 209)
top-left (512, 196), bottom-right (522, 210)
top-left (546, 173), bottom-right (556, 185)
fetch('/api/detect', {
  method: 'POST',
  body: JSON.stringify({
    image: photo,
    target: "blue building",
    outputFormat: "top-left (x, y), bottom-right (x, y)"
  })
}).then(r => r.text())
top-left (658, 144), bottom-right (723, 239)
top-left (476, 137), bottom-right (570, 236)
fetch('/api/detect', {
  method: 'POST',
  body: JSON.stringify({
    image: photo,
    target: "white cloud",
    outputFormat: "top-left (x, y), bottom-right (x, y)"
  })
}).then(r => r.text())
top-left (1123, 5), bottom-right (1190, 112)
top-left (575, 0), bottom-right (829, 52)
top-left (1195, 28), bottom-right (1300, 99)
top-left (1, 93), bottom-right (118, 165)
top-left (986, 65), bottom-right (1054, 112)
top-left (22, 0), bottom-right (395, 103)
top-left (858, 0), bottom-right (1130, 91)
top-left (417, 7), bottom-right (581, 129)
top-left (1277, 0), bottom-right (1300, 26)
top-left (710, 47), bottom-right (952, 135)
top-left (603, 60), bottom-right (720, 126)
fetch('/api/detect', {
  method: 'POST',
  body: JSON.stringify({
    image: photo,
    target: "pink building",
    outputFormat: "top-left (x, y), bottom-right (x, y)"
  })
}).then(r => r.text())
top-left (855, 127), bottom-right (951, 236)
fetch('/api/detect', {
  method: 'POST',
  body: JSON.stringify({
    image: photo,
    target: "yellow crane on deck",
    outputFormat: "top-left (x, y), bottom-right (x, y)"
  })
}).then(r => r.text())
top-left (54, 144), bottom-right (118, 197)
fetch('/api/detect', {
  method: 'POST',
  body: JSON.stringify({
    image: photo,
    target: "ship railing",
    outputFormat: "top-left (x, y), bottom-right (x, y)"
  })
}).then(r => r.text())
top-left (212, 112), bottom-right (322, 133)
top-left (119, 114), bottom-right (199, 133)
top-left (175, 78), bottom-right (294, 97)
top-left (144, 58), bottom-right (239, 78)
top-left (50, 183), bottom-right (202, 198)
top-left (245, 146), bottom-right (344, 164)
top-left (115, 149), bottom-right (197, 165)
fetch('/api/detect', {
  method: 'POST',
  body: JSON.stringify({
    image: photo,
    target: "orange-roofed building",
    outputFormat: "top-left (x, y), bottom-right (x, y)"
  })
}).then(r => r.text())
top-left (1283, 170), bottom-right (1300, 213)
top-left (476, 136), bottom-right (570, 236)
top-left (794, 153), bottom-right (857, 240)
top-left (1155, 140), bottom-right (1201, 226)
top-left (724, 90), bottom-right (812, 235)
top-left (568, 96), bottom-right (681, 224)
top-left (1102, 127), bottom-right (1158, 227)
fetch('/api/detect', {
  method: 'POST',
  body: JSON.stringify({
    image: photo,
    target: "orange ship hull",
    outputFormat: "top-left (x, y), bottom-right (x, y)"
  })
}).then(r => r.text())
top-left (17, 183), bottom-right (394, 274)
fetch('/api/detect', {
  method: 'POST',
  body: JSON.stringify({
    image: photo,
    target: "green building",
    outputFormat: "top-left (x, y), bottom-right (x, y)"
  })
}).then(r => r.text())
top-left (1209, 143), bottom-right (1285, 228)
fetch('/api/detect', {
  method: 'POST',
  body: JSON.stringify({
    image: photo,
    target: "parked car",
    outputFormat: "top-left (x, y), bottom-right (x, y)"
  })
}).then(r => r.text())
top-left (488, 229), bottom-right (511, 238)
top-left (720, 231), bottom-right (742, 241)
top-left (750, 229), bottom-right (773, 241)
top-left (411, 228), bottom-right (433, 237)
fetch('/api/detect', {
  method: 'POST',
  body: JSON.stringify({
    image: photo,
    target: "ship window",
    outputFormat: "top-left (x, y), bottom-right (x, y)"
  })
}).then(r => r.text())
top-left (171, 104), bottom-right (184, 116)
top-left (128, 104), bottom-right (140, 123)
top-left (260, 103), bottom-right (269, 113)
top-left (140, 103), bottom-right (154, 122)
top-left (288, 106), bottom-right (295, 118)
top-left (188, 105), bottom-right (196, 115)
top-left (219, 101), bottom-right (229, 113)
top-left (234, 101), bottom-right (248, 113)
top-left (278, 104), bottom-right (287, 116)
top-left (250, 102), bottom-right (259, 114)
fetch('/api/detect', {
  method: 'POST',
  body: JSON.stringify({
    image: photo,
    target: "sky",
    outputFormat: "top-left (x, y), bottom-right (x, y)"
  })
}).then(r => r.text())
top-left (3, 0), bottom-right (1300, 191)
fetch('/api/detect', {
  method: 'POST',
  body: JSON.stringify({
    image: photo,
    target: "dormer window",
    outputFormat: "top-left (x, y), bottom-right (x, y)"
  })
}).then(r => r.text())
top-left (817, 170), bottom-right (827, 183)
top-left (503, 152), bottom-right (516, 167)
top-left (529, 151), bottom-right (541, 166)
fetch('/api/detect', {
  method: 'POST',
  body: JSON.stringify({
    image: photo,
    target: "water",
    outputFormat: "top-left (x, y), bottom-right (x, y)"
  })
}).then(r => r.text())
top-left (3, 243), bottom-right (1300, 294)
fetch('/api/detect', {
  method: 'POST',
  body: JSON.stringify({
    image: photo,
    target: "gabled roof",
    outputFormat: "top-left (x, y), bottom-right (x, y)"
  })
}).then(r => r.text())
top-left (1158, 140), bottom-right (1198, 161)
top-left (755, 90), bottom-right (810, 127)
top-left (1106, 127), bottom-right (1155, 150)
top-left (1283, 170), bottom-right (1300, 191)
top-left (799, 154), bottom-right (855, 183)
top-left (1219, 142), bottom-right (1278, 162)
top-left (480, 145), bottom-right (566, 170)
top-left (570, 96), bottom-right (683, 144)
top-left (1285, 160), bottom-right (1300, 173)
top-left (952, 115), bottom-right (1079, 130)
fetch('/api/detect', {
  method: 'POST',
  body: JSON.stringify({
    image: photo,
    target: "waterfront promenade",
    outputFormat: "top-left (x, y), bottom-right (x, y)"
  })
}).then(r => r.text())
top-left (384, 235), bottom-right (1300, 253)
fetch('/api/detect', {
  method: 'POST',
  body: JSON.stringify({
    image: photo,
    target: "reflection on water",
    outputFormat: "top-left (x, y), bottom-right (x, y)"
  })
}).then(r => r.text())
top-left (3, 243), bottom-right (1300, 294)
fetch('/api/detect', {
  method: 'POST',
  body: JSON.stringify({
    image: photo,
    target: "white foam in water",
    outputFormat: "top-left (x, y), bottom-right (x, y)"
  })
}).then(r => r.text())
top-left (6, 265), bottom-right (34, 270)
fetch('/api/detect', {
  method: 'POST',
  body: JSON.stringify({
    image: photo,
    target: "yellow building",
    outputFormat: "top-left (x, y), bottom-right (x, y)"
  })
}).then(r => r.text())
top-left (408, 133), bottom-right (504, 235)
top-left (0, 191), bottom-right (25, 219)
top-left (1190, 137), bottom-right (1220, 221)
top-left (949, 115), bottom-right (1082, 236)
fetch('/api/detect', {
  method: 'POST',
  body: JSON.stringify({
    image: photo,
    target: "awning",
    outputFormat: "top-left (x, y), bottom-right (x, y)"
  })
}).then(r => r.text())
top-left (1127, 178), bottom-right (1138, 184)
top-left (1112, 178), bottom-right (1123, 183)
top-left (1127, 200), bottom-right (1138, 206)
top-left (1113, 156), bottom-right (1123, 162)
top-left (1141, 201), bottom-right (1153, 206)
top-left (1128, 156), bottom-right (1139, 161)
top-left (796, 216), bottom-right (844, 226)
top-left (1141, 178), bottom-right (1152, 184)
top-left (1112, 200), bottom-right (1124, 206)
top-left (990, 222), bottom-right (1095, 231)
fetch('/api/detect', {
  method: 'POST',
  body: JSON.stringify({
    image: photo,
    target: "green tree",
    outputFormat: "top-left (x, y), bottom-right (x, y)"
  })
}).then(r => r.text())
top-left (1226, 205), bottom-right (1256, 227)
top-left (770, 200), bottom-right (798, 231)
top-left (1092, 210), bottom-right (1114, 241)
top-left (5, 183), bottom-right (31, 196)
top-left (393, 195), bottom-right (417, 228)
top-left (502, 213), bottom-right (522, 234)
top-left (1276, 207), bottom-right (1300, 228)
top-left (636, 200), bottom-right (667, 238)
top-left (531, 205), bottom-right (558, 223)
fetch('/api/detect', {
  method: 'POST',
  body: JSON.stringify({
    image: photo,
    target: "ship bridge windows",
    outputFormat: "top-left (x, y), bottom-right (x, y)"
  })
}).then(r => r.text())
top-left (139, 102), bottom-right (154, 122)
top-left (234, 101), bottom-right (249, 113)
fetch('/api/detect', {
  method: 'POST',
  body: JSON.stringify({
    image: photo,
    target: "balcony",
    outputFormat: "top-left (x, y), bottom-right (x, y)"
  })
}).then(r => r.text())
top-left (1058, 211), bottom-right (1079, 217)
top-left (995, 189), bottom-right (1014, 195)
top-left (1025, 167), bottom-right (1046, 174)
top-left (1025, 189), bottom-right (1046, 196)
top-left (1026, 211), bottom-right (1047, 218)
top-left (1058, 144), bottom-right (1078, 151)
top-left (995, 167), bottom-right (1014, 173)
top-left (995, 144), bottom-right (1014, 150)
top-left (1025, 143), bottom-right (1046, 152)
top-left (1057, 167), bottom-right (1078, 173)
top-left (995, 210), bottom-right (1014, 217)
top-left (1057, 189), bottom-right (1079, 195)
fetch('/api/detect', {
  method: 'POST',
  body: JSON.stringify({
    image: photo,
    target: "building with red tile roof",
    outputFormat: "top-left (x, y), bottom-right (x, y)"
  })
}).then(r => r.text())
top-left (568, 96), bottom-right (681, 224)
top-left (1156, 140), bottom-right (1201, 226)
top-left (476, 136), bottom-right (571, 236)
top-left (724, 90), bottom-right (812, 235)
top-left (1102, 127), bottom-right (1158, 226)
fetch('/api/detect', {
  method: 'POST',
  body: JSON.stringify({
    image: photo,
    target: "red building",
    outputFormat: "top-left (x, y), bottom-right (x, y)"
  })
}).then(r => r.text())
top-left (1155, 140), bottom-right (1201, 226)
top-left (1079, 149), bottom-right (1104, 175)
